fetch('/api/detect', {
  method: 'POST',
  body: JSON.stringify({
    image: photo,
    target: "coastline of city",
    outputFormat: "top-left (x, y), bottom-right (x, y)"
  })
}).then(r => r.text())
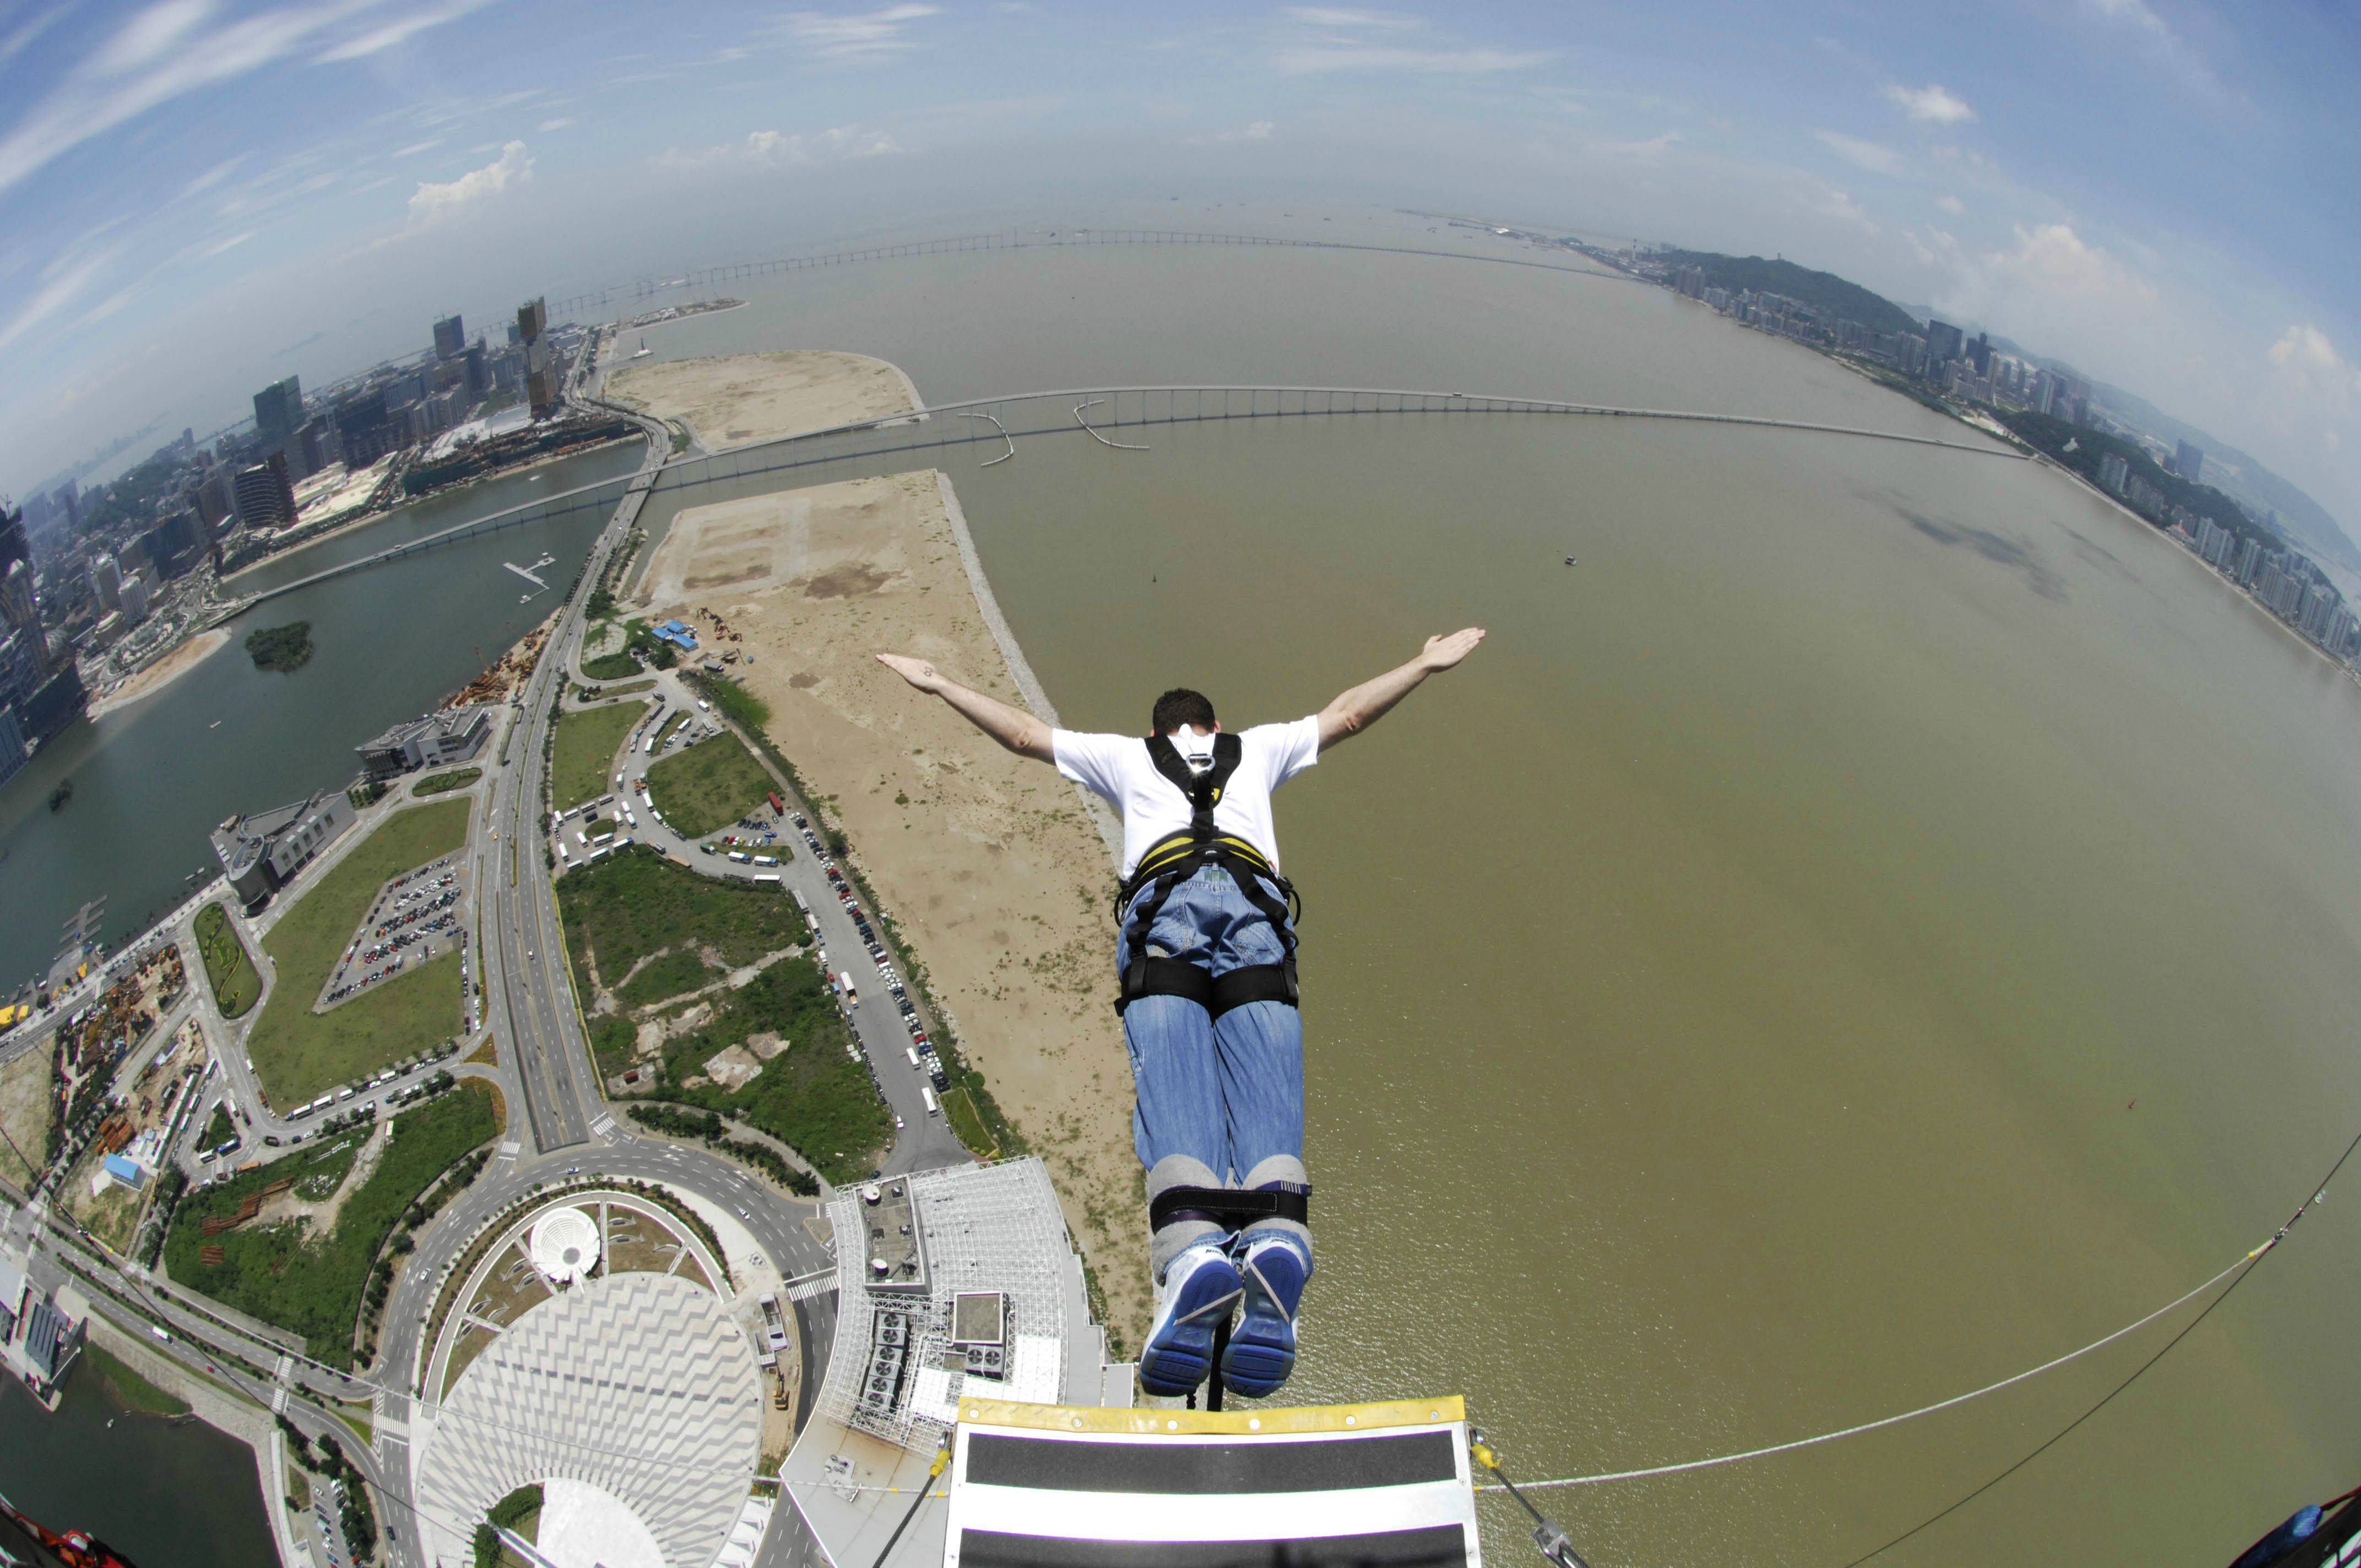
top-left (6, 205), bottom-right (2361, 1568)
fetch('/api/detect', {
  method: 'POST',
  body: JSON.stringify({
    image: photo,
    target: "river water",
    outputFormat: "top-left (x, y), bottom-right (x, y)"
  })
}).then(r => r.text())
top-left (9, 210), bottom-right (2361, 1564)
top-left (0, 1357), bottom-right (275, 1567)
top-left (0, 440), bottom-right (643, 988)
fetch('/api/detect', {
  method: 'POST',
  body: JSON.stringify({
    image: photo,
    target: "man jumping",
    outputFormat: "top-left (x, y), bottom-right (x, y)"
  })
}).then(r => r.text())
top-left (878, 628), bottom-right (1485, 1397)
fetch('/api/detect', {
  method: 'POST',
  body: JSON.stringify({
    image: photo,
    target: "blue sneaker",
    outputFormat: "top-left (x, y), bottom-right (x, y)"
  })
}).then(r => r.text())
top-left (1222, 1234), bottom-right (1311, 1398)
top-left (1139, 1242), bottom-right (1242, 1396)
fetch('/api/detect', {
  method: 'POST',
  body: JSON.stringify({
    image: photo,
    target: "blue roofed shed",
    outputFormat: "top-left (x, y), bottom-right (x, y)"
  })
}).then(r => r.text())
top-left (655, 619), bottom-right (700, 651)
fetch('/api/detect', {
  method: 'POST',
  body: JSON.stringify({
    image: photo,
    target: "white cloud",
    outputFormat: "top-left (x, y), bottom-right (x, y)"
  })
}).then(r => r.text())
top-left (1934, 193), bottom-right (1966, 215)
top-left (1593, 131), bottom-right (1681, 157)
top-left (180, 155), bottom-right (245, 197)
top-left (0, 0), bottom-right (376, 197)
top-left (1274, 42), bottom-right (1548, 74)
top-left (1282, 6), bottom-right (1419, 25)
top-left (537, 117), bottom-right (575, 132)
top-left (0, 244), bottom-right (114, 355)
top-left (1814, 129), bottom-right (1904, 175)
top-left (406, 138), bottom-right (531, 224)
top-left (0, 5), bottom-right (70, 70)
top-left (193, 228), bottom-right (254, 259)
top-left (779, 4), bottom-right (941, 65)
top-left (1881, 81), bottom-right (1974, 124)
top-left (393, 138), bottom-right (444, 157)
top-left (2268, 326), bottom-right (2361, 398)
top-left (1985, 222), bottom-right (2154, 302)
top-left (1204, 119), bottom-right (1276, 144)
top-left (1811, 184), bottom-right (1880, 235)
top-left (2080, 0), bottom-right (2219, 96)
top-left (662, 126), bottom-right (903, 168)
top-left (314, 0), bottom-right (490, 64)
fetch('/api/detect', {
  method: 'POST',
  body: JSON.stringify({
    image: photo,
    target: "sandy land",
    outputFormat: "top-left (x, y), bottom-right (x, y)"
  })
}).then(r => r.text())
top-left (0, 1040), bottom-right (53, 1191)
top-left (606, 351), bottom-right (921, 451)
top-left (88, 628), bottom-right (231, 719)
top-left (641, 470), bottom-right (1149, 1344)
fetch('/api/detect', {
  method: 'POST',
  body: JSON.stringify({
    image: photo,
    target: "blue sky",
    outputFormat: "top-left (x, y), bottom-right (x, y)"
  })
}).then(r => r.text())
top-left (3, 0), bottom-right (2358, 524)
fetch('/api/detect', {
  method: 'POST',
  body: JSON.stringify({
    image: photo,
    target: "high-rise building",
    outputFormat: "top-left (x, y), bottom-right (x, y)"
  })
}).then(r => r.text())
top-left (232, 453), bottom-right (299, 532)
top-left (2098, 453), bottom-right (2130, 495)
top-left (433, 314), bottom-right (466, 359)
top-left (90, 552), bottom-right (121, 614)
top-left (2301, 582), bottom-right (2338, 643)
top-left (1925, 319), bottom-right (1964, 367)
top-left (57, 480), bottom-right (79, 531)
top-left (463, 342), bottom-right (491, 397)
top-left (1967, 332), bottom-right (1991, 374)
top-left (195, 466), bottom-right (235, 533)
top-left (0, 701), bottom-right (25, 789)
top-left (143, 512), bottom-right (202, 580)
top-left (119, 573), bottom-right (150, 625)
top-left (2175, 440), bottom-right (2204, 484)
top-left (331, 388), bottom-right (398, 467)
top-left (253, 375), bottom-right (303, 448)
top-left (2235, 536), bottom-right (2263, 586)
top-left (516, 296), bottom-right (547, 344)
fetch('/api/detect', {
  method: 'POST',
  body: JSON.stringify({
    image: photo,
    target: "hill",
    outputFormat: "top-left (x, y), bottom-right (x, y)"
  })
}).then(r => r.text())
top-left (1656, 249), bottom-right (1921, 337)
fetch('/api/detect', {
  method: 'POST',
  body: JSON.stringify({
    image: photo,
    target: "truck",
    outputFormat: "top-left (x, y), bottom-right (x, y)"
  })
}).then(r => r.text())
top-left (768, 791), bottom-right (786, 815)
top-left (840, 971), bottom-right (859, 1006)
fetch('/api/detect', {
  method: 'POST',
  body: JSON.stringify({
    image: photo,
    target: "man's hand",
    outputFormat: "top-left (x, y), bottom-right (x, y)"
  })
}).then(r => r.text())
top-left (1318, 628), bottom-right (1490, 748)
top-left (875, 653), bottom-right (945, 693)
top-left (1420, 628), bottom-right (1487, 672)
top-left (874, 651), bottom-right (1054, 761)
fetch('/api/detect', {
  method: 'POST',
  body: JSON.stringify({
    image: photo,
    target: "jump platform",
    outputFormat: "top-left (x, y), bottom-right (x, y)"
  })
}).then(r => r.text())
top-left (942, 1396), bottom-right (1481, 1567)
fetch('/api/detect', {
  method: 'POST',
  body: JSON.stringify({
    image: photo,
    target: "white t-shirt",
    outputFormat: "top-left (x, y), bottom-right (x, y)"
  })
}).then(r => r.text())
top-left (1054, 718), bottom-right (1321, 879)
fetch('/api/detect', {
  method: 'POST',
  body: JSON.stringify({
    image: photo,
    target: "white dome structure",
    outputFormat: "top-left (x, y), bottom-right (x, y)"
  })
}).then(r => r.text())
top-left (529, 1206), bottom-right (602, 1285)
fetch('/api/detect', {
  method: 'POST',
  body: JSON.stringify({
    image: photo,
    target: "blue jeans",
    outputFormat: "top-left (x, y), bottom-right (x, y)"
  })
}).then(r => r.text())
top-left (1118, 865), bottom-right (1311, 1278)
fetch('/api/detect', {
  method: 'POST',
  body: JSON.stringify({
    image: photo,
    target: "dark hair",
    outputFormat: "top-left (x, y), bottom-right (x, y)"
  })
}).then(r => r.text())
top-left (1151, 688), bottom-right (1216, 736)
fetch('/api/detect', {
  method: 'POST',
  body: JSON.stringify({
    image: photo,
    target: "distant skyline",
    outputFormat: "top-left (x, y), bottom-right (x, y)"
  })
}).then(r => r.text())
top-left (3, 1), bottom-right (2357, 529)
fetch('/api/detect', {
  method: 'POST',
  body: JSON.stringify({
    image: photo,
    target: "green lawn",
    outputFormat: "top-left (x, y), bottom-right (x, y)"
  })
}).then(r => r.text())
top-left (940, 1087), bottom-right (997, 1159)
top-left (616, 948), bottom-right (716, 1010)
top-left (645, 731), bottom-right (776, 838)
top-left (551, 702), bottom-right (640, 813)
top-left (580, 651), bottom-right (643, 682)
top-left (558, 847), bottom-right (803, 991)
top-left (413, 767), bottom-right (482, 796)
top-left (194, 903), bottom-right (262, 1019)
top-left (244, 801), bottom-right (471, 1107)
top-left (162, 1084), bottom-right (497, 1367)
top-left (80, 1341), bottom-right (191, 1418)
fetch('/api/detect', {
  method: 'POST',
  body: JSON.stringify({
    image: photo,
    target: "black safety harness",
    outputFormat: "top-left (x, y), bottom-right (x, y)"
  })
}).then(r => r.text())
top-left (1118, 732), bottom-right (1314, 1242)
top-left (1113, 732), bottom-right (1303, 1020)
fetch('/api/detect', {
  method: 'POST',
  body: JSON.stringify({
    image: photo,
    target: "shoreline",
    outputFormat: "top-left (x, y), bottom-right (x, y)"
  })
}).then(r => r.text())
top-left (221, 433), bottom-right (641, 593)
top-left (637, 399), bottom-right (1149, 1339)
top-left (86, 628), bottom-right (231, 720)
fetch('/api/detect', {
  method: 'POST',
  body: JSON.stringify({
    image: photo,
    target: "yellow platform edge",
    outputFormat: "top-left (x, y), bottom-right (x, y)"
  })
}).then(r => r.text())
top-left (956, 1395), bottom-right (1466, 1436)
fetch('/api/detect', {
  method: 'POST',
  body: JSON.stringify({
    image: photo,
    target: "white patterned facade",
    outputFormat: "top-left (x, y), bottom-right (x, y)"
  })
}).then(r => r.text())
top-left (414, 1269), bottom-right (762, 1568)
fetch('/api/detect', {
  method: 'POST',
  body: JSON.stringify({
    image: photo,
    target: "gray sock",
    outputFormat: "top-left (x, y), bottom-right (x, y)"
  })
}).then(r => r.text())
top-left (1146, 1154), bottom-right (1225, 1282)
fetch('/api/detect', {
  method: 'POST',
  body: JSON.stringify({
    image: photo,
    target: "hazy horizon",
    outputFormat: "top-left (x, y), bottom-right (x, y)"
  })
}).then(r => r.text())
top-left (3, 2), bottom-right (2358, 530)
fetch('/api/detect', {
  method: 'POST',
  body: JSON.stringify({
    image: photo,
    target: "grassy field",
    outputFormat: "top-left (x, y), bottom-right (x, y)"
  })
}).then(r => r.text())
top-left (579, 651), bottom-right (642, 682)
top-left (81, 1341), bottom-right (191, 1417)
top-left (194, 903), bottom-right (262, 1018)
top-left (616, 948), bottom-right (715, 1010)
top-left (62, 1147), bottom-right (146, 1254)
top-left (413, 767), bottom-right (482, 796)
top-left (645, 731), bottom-right (776, 838)
top-left (559, 847), bottom-right (803, 986)
top-left (940, 1086), bottom-right (997, 1158)
top-left (558, 850), bottom-right (883, 1177)
top-left (0, 1044), bottom-right (53, 1189)
top-left (244, 801), bottom-right (471, 1107)
top-left (162, 1083), bottom-right (497, 1366)
top-left (551, 702), bottom-right (640, 813)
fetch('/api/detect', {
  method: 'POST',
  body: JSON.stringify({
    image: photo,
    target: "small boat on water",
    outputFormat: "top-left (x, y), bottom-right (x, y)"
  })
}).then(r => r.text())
top-left (632, 335), bottom-right (651, 358)
top-left (209, 720), bottom-right (221, 728)
top-left (48, 777), bottom-right (72, 811)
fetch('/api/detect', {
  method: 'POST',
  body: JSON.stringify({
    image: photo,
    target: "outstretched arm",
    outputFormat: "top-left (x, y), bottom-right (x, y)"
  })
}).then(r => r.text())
top-left (876, 654), bottom-right (1056, 762)
top-left (1316, 628), bottom-right (1486, 749)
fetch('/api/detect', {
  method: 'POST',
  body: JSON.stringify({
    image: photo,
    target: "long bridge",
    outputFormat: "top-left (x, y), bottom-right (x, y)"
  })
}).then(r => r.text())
top-left (211, 382), bottom-right (2022, 615)
top-left (548, 226), bottom-right (1645, 317)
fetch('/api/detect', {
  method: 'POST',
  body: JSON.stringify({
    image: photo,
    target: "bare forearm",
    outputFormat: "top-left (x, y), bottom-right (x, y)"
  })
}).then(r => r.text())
top-left (1318, 628), bottom-right (1486, 748)
top-left (936, 678), bottom-right (1054, 760)
top-left (877, 653), bottom-right (1054, 760)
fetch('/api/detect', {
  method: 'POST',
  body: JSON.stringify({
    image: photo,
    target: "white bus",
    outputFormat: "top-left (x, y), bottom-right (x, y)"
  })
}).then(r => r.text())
top-left (753, 873), bottom-right (781, 884)
top-left (921, 1086), bottom-right (939, 1116)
